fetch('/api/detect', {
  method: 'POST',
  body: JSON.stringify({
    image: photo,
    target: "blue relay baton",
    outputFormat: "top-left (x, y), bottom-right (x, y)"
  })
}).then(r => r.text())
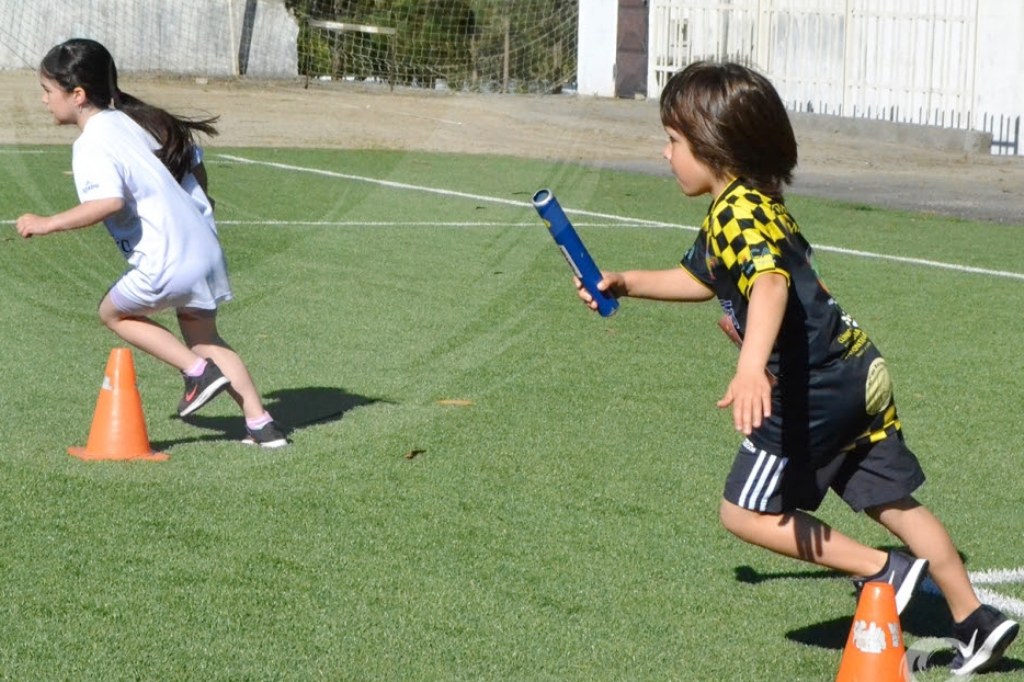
top-left (532, 188), bottom-right (619, 317)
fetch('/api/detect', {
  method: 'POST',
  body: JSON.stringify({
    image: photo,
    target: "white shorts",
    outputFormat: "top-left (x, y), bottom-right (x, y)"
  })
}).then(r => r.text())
top-left (109, 257), bottom-right (233, 315)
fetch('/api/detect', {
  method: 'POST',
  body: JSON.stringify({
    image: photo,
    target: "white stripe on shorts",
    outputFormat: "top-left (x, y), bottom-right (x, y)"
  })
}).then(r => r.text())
top-left (737, 448), bottom-right (788, 512)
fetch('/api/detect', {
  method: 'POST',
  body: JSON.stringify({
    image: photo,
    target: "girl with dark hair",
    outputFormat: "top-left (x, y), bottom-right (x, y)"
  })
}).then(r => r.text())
top-left (574, 61), bottom-right (1015, 675)
top-left (15, 38), bottom-right (286, 448)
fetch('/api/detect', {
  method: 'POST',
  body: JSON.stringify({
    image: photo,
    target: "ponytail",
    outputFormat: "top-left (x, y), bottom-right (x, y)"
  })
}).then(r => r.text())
top-left (111, 90), bottom-right (219, 182)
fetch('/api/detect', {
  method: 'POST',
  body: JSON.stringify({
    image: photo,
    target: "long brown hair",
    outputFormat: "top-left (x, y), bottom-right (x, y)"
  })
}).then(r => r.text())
top-left (660, 61), bottom-right (797, 198)
top-left (40, 38), bottom-right (218, 182)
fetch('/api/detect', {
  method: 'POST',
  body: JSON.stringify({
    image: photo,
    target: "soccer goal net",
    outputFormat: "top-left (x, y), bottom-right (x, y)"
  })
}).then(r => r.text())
top-left (0, 0), bottom-right (577, 92)
top-left (290, 0), bottom-right (579, 93)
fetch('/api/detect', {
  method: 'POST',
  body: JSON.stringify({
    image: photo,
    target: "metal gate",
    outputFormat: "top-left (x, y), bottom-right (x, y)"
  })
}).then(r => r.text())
top-left (646, 0), bottom-right (1020, 153)
top-left (616, 0), bottom-right (649, 98)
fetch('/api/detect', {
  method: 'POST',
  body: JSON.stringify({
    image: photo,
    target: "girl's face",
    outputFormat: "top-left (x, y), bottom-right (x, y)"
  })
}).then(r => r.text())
top-left (662, 126), bottom-right (728, 198)
top-left (39, 76), bottom-right (82, 126)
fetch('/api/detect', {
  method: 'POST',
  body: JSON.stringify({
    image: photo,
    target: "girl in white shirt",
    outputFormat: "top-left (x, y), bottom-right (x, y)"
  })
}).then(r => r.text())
top-left (15, 38), bottom-right (286, 448)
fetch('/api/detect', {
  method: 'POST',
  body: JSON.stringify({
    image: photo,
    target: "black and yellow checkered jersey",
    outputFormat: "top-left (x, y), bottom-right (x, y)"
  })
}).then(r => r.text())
top-left (680, 178), bottom-right (877, 377)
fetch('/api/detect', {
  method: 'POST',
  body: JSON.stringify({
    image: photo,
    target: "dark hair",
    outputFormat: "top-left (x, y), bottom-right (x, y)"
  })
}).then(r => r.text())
top-left (40, 38), bottom-right (219, 181)
top-left (659, 61), bottom-right (797, 198)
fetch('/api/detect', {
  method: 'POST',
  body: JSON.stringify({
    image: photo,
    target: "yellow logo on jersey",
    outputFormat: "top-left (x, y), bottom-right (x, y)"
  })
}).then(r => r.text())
top-left (865, 357), bottom-right (893, 415)
top-left (752, 253), bottom-right (775, 271)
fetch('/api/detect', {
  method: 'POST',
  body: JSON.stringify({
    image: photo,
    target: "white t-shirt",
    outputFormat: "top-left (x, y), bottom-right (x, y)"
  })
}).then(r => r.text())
top-left (73, 109), bottom-right (231, 311)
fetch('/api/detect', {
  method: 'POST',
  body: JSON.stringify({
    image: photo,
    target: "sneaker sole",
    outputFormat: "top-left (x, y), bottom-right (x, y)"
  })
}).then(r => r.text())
top-left (894, 558), bottom-right (929, 615)
top-left (241, 435), bottom-right (289, 449)
top-left (952, 619), bottom-right (1019, 676)
top-left (178, 376), bottom-right (231, 417)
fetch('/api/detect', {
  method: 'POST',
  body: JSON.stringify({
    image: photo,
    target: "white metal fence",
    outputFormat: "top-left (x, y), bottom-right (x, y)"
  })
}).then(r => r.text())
top-left (648, 0), bottom-right (1021, 155)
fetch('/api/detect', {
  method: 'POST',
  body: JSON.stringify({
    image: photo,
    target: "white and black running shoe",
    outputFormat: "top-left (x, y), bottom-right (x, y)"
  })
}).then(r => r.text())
top-left (242, 421), bottom-right (289, 449)
top-left (852, 550), bottom-right (929, 615)
top-left (950, 604), bottom-right (1019, 676)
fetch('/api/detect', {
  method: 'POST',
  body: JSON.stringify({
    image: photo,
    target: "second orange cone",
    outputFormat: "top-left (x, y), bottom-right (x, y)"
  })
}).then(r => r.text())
top-left (836, 582), bottom-right (910, 682)
top-left (68, 348), bottom-right (168, 462)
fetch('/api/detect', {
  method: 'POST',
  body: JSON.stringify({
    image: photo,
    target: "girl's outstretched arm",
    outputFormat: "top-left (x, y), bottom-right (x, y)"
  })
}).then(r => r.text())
top-left (16, 198), bottom-right (124, 238)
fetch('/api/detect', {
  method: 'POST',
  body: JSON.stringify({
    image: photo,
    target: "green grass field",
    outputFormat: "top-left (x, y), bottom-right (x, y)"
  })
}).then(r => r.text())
top-left (1, 145), bottom-right (1022, 680)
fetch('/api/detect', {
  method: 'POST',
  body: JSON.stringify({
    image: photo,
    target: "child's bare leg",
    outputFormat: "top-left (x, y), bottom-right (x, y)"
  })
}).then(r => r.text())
top-left (99, 295), bottom-right (198, 370)
top-left (719, 499), bottom-right (888, 576)
top-left (176, 309), bottom-right (266, 420)
top-left (867, 497), bottom-right (980, 622)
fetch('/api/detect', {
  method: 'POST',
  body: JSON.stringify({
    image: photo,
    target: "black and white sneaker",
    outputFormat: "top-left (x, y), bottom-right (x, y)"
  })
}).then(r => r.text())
top-left (852, 550), bottom-right (929, 615)
top-left (178, 360), bottom-right (231, 417)
top-left (949, 604), bottom-right (1019, 676)
top-left (242, 421), bottom-right (289, 449)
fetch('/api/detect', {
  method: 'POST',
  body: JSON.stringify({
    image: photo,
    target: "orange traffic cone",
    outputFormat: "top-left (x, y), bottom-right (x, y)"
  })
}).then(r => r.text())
top-left (836, 582), bottom-right (910, 681)
top-left (68, 348), bottom-right (168, 461)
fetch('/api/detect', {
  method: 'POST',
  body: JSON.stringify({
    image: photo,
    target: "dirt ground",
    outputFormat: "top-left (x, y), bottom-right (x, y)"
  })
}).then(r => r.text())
top-left (4, 71), bottom-right (1022, 224)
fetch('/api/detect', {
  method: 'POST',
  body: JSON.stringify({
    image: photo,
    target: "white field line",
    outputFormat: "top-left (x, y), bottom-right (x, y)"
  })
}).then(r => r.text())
top-left (974, 588), bottom-right (1024, 619)
top-left (214, 220), bottom-right (651, 228)
top-left (966, 569), bottom-right (1024, 619)
top-left (810, 244), bottom-right (1024, 281)
top-left (968, 568), bottom-right (1024, 584)
top-left (216, 153), bottom-right (683, 229)
top-left (233, 154), bottom-right (1024, 282)
top-left (921, 571), bottom-right (1024, 619)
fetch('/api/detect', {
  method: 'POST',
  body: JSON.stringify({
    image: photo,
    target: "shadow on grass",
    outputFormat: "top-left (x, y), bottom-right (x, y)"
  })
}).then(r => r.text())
top-left (748, 544), bottom-right (1024, 675)
top-left (153, 385), bottom-right (384, 449)
top-left (785, 592), bottom-right (1024, 674)
top-left (734, 545), bottom-right (1011, 651)
top-left (735, 564), bottom-right (847, 584)
top-left (784, 589), bottom-right (954, 650)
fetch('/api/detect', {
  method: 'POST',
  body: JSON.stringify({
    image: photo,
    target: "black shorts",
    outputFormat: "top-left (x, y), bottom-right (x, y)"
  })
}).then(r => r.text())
top-left (722, 353), bottom-right (926, 513)
top-left (723, 428), bottom-right (925, 513)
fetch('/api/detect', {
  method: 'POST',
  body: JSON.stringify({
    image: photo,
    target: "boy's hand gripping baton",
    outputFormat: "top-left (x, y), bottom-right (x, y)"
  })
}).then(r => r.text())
top-left (531, 189), bottom-right (619, 317)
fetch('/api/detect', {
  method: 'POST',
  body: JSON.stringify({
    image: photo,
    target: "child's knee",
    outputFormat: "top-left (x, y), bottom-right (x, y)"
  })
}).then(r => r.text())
top-left (188, 339), bottom-right (230, 356)
top-left (864, 496), bottom-right (919, 522)
top-left (177, 312), bottom-right (224, 347)
top-left (719, 498), bottom-right (753, 537)
top-left (97, 305), bottom-right (120, 330)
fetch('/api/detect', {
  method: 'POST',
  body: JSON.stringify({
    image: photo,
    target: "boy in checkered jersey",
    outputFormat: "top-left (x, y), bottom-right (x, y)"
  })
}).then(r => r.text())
top-left (574, 62), bottom-right (1016, 675)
